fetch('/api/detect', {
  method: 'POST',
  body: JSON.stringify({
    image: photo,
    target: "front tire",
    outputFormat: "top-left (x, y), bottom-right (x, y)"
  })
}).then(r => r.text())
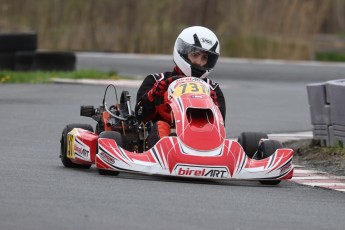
top-left (60, 123), bottom-right (93, 169)
top-left (258, 139), bottom-right (284, 185)
top-left (238, 132), bottom-right (268, 158)
top-left (97, 131), bottom-right (122, 176)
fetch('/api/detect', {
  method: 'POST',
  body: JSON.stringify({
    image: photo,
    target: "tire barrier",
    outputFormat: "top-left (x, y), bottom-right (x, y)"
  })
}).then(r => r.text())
top-left (32, 51), bottom-right (76, 71)
top-left (307, 79), bottom-right (345, 147)
top-left (0, 33), bottom-right (37, 70)
top-left (0, 32), bottom-right (76, 71)
top-left (0, 52), bottom-right (16, 70)
top-left (15, 51), bottom-right (35, 71)
top-left (0, 32), bottom-right (38, 51)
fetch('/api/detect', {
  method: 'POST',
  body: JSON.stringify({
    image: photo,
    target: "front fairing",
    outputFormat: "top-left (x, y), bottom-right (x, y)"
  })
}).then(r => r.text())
top-left (167, 77), bottom-right (226, 151)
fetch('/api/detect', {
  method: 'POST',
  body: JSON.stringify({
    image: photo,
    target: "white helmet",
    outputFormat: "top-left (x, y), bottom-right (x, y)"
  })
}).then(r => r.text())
top-left (173, 26), bottom-right (220, 79)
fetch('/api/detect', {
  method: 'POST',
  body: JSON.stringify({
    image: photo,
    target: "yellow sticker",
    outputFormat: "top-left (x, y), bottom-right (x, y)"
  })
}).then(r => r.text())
top-left (66, 132), bottom-right (75, 159)
top-left (172, 82), bottom-right (210, 98)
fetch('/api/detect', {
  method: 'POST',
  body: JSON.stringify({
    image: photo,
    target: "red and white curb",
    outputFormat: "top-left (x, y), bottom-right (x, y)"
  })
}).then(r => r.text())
top-left (291, 166), bottom-right (345, 192)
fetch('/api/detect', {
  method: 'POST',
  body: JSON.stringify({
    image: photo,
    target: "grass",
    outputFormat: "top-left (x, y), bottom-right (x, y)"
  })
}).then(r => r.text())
top-left (314, 52), bottom-right (345, 62)
top-left (0, 69), bottom-right (121, 83)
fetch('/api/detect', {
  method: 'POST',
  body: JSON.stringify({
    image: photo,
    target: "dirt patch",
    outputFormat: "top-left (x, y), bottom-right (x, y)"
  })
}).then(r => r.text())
top-left (283, 139), bottom-right (345, 176)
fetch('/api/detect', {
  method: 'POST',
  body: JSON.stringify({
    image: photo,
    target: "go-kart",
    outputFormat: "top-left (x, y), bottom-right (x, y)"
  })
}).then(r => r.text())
top-left (60, 77), bottom-right (294, 185)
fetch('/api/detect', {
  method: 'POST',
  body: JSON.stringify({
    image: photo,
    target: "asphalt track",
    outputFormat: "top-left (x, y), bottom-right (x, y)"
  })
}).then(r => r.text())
top-left (1, 55), bottom-right (345, 230)
top-left (77, 53), bottom-right (345, 138)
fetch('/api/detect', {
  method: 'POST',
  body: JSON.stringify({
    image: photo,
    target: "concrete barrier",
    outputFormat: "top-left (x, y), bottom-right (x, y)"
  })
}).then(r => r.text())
top-left (326, 80), bottom-right (345, 146)
top-left (306, 83), bottom-right (333, 146)
top-left (307, 79), bottom-right (345, 147)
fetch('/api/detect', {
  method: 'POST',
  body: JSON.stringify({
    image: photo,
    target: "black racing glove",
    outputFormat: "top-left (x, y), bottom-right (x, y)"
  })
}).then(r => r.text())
top-left (147, 76), bottom-right (181, 102)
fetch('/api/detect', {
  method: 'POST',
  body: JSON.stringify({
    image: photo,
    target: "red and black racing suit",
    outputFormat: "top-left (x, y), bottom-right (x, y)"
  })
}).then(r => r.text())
top-left (135, 67), bottom-right (226, 123)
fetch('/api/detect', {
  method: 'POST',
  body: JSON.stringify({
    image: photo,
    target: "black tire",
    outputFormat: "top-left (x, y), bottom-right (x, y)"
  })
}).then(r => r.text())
top-left (32, 51), bottom-right (76, 71)
top-left (257, 139), bottom-right (283, 159)
top-left (15, 51), bottom-right (35, 71)
top-left (98, 169), bottom-right (120, 176)
top-left (147, 122), bottom-right (160, 149)
top-left (259, 180), bottom-right (281, 185)
top-left (0, 52), bottom-right (15, 70)
top-left (238, 132), bottom-right (268, 158)
top-left (60, 123), bottom-right (94, 169)
top-left (99, 131), bottom-right (124, 147)
top-left (0, 33), bottom-right (37, 51)
top-left (98, 131), bottom-right (122, 176)
top-left (258, 140), bottom-right (283, 185)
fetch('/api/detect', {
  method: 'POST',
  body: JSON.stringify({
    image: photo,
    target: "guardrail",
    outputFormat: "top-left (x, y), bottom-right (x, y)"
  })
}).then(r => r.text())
top-left (307, 79), bottom-right (345, 147)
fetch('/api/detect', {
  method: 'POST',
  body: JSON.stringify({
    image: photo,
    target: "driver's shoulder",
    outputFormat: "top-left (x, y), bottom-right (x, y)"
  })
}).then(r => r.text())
top-left (204, 78), bottom-right (219, 90)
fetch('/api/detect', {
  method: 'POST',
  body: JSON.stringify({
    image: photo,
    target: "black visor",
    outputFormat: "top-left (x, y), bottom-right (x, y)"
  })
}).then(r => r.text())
top-left (176, 38), bottom-right (219, 70)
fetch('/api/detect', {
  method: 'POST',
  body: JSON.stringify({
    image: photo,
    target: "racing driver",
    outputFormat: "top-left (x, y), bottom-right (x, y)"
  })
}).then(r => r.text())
top-left (135, 26), bottom-right (226, 148)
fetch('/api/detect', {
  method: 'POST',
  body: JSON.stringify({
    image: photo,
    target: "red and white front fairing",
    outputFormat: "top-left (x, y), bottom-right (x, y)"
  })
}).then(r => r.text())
top-left (96, 137), bottom-right (293, 180)
top-left (95, 77), bottom-right (294, 180)
top-left (67, 128), bottom-right (98, 165)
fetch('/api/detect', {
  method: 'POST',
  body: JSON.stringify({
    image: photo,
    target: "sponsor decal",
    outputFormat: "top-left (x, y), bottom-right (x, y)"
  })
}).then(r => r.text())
top-left (67, 133), bottom-right (75, 159)
top-left (175, 165), bottom-right (228, 178)
top-left (201, 37), bottom-right (213, 45)
top-left (99, 151), bottom-right (115, 165)
top-left (74, 145), bottom-right (89, 157)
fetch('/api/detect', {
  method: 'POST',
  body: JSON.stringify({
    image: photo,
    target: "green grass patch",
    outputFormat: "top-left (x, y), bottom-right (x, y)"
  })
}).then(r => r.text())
top-left (315, 52), bottom-right (345, 62)
top-left (0, 69), bottom-right (121, 83)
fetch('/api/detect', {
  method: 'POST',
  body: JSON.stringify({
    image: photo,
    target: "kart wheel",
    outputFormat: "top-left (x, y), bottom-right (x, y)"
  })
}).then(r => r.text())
top-left (99, 131), bottom-right (124, 147)
top-left (98, 131), bottom-right (122, 176)
top-left (258, 140), bottom-right (283, 185)
top-left (60, 123), bottom-right (93, 169)
top-left (257, 139), bottom-right (283, 159)
top-left (238, 132), bottom-right (268, 158)
top-left (98, 169), bottom-right (120, 176)
top-left (259, 180), bottom-right (281, 185)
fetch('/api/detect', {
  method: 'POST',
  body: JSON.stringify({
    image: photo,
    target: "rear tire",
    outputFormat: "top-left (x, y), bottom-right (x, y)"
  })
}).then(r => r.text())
top-left (258, 139), bottom-right (283, 185)
top-left (98, 169), bottom-right (120, 176)
top-left (238, 132), bottom-right (268, 158)
top-left (97, 131), bottom-right (122, 176)
top-left (60, 123), bottom-right (93, 168)
top-left (99, 131), bottom-right (124, 147)
top-left (259, 180), bottom-right (281, 185)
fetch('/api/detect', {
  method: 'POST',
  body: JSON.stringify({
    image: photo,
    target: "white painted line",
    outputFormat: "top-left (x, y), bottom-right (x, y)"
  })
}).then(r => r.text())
top-left (336, 189), bottom-right (345, 192)
top-left (302, 182), bottom-right (345, 187)
top-left (294, 169), bottom-right (327, 174)
top-left (292, 176), bottom-right (329, 180)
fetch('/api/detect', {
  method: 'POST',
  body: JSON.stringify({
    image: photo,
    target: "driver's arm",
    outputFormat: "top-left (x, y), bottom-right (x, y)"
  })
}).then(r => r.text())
top-left (215, 86), bottom-right (226, 122)
top-left (135, 75), bottom-right (157, 122)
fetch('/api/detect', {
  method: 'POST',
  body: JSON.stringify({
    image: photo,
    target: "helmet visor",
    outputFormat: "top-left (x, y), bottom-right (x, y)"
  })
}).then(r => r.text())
top-left (176, 38), bottom-right (219, 70)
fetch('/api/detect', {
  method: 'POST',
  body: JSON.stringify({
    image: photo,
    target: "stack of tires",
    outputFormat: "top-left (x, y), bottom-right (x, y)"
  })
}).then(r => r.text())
top-left (0, 32), bottom-right (76, 71)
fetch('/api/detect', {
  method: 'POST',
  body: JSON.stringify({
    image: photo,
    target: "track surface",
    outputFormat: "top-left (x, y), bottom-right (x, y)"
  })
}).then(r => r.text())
top-left (1, 82), bottom-right (345, 230)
